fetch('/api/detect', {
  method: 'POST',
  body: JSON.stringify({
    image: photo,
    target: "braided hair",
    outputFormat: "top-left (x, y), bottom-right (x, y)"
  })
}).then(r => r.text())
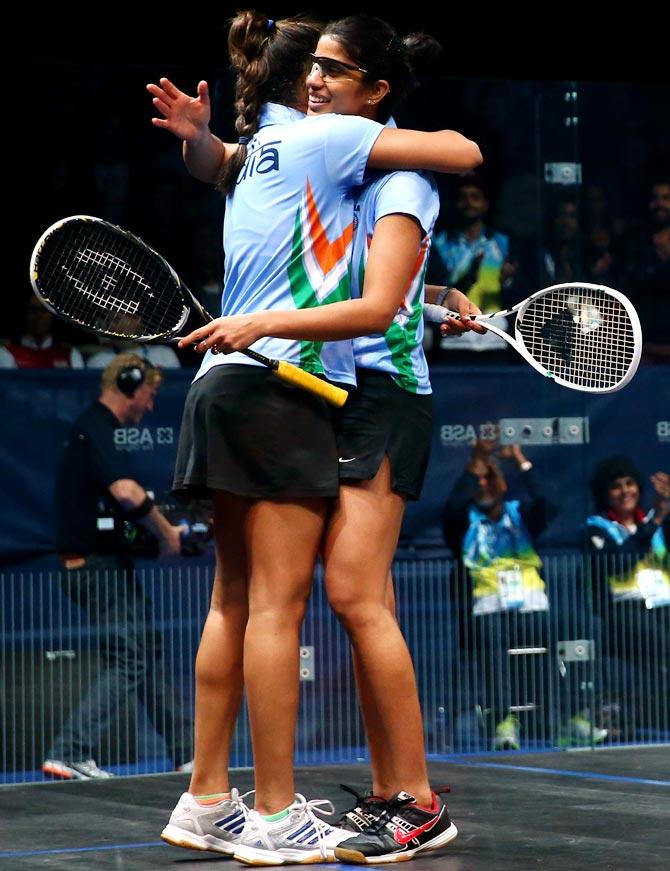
top-left (217, 11), bottom-right (321, 195)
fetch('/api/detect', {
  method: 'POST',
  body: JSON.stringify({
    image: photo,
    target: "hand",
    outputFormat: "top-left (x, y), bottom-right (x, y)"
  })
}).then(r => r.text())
top-left (160, 523), bottom-right (188, 558)
top-left (497, 444), bottom-right (527, 465)
top-left (438, 289), bottom-right (487, 336)
top-left (147, 77), bottom-right (211, 143)
top-left (472, 437), bottom-right (498, 457)
top-left (650, 471), bottom-right (670, 520)
top-left (177, 315), bottom-right (263, 354)
top-left (500, 259), bottom-right (519, 284)
top-left (591, 251), bottom-right (613, 276)
top-left (468, 437), bottom-right (498, 474)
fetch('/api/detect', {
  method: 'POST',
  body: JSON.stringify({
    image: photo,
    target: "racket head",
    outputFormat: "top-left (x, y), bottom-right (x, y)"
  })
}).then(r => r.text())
top-left (514, 282), bottom-right (642, 393)
top-left (30, 215), bottom-right (191, 341)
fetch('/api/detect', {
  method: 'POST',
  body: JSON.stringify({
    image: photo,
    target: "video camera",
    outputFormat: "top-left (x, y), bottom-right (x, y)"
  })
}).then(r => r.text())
top-left (123, 494), bottom-right (214, 557)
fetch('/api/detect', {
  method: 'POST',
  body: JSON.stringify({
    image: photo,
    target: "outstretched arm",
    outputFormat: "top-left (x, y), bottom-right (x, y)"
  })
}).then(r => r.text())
top-left (368, 128), bottom-right (482, 174)
top-left (146, 77), bottom-right (236, 183)
top-left (178, 213), bottom-right (422, 353)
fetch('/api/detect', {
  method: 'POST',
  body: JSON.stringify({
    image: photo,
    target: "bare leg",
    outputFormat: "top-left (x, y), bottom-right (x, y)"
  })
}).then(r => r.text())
top-left (243, 498), bottom-right (327, 814)
top-left (187, 490), bottom-right (249, 796)
top-left (324, 458), bottom-right (431, 805)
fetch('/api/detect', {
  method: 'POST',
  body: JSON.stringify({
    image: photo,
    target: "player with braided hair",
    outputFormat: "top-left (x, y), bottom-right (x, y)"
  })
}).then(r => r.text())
top-left (150, 10), bottom-right (480, 864)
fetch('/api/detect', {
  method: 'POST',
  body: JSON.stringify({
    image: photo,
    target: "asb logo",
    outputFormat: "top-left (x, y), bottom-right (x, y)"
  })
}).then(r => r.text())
top-left (114, 427), bottom-right (174, 451)
top-left (440, 421), bottom-right (498, 447)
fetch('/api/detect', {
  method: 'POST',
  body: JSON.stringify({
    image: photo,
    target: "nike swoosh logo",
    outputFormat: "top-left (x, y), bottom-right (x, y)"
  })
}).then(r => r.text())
top-left (393, 814), bottom-right (440, 846)
top-left (338, 457), bottom-right (357, 463)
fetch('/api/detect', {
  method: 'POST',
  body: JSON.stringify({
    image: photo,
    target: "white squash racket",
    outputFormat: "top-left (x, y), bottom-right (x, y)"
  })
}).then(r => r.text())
top-left (425, 282), bottom-right (642, 393)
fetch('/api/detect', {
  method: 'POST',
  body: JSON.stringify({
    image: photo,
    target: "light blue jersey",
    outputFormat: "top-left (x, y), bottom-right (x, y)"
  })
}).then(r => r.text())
top-left (193, 103), bottom-right (384, 386)
top-left (350, 168), bottom-right (439, 394)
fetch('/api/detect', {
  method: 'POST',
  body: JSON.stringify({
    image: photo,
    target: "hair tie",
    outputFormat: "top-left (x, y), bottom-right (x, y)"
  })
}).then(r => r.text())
top-left (238, 136), bottom-right (250, 145)
top-left (266, 18), bottom-right (275, 32)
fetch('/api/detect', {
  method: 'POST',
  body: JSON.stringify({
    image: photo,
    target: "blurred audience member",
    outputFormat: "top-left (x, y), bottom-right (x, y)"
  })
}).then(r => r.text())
top-left (582, 183), bottom-right (624, 259)
top-left (430, 175), bottom-right (510, 312)
top-left (428, 175), bottom-right (512, 356)
top-left (185, 221), bottom-right (224, 317)
top-left (0, 295), bottom-right (84, 369)
top-left (586, 456), bottom-right (670, 739)
top-left (85, 315), bottom-right (181, 370)
top-left (442, 440), bottom-right (576, 750)
top-left (92, 113), bottom-right (131, 224)
top-left (620, 179), bottom-right (670, 363)
top-left (541, 191), bottom-right (618, 287)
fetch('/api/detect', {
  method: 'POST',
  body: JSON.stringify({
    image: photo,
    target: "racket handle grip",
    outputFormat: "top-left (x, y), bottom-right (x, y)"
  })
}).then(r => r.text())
top-left (274, 361), bottom-right (348, 408)
top-left (423, 303), bottom-right (462, 323)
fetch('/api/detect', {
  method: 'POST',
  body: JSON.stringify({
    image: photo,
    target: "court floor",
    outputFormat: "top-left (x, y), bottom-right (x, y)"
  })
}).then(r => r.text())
top-left (1, 746), bottom-right (668, 870)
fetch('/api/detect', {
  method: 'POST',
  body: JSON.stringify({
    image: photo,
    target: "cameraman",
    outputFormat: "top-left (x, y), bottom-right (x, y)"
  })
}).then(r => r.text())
top-left (43, 353), bottom-right (193, 779)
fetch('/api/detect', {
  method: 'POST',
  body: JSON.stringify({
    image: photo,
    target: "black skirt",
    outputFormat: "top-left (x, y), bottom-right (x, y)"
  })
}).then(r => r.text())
top-left (173, 364), bottom-right (339, 500)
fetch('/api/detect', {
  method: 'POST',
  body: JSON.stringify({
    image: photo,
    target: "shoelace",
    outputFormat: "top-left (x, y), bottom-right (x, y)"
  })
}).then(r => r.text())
top-left (360, 794), bottom-right (414, 836)
top-left (293, 793), bottom-right (338, 860)
top-left (230, 787), bottom-right (255, 819)
top-left (339, 784), bottom-right (386, 821)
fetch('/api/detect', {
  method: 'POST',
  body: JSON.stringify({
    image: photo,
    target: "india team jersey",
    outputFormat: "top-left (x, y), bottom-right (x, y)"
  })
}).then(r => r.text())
top-left (351, 169), bottom-right (439, 394)
top-left (193, 103), bottom-right (384, 386)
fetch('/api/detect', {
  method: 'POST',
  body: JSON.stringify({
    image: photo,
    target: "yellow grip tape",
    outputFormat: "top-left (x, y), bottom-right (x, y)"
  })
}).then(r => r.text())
top-left (275, 361), bottom-right (348, 407)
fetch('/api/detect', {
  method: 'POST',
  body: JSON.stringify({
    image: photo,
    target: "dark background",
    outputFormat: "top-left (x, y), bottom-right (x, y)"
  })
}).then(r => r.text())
top-left (15, 5), bottom-right (668, 336)
top-left (27, 4), bottom-right (665, 82)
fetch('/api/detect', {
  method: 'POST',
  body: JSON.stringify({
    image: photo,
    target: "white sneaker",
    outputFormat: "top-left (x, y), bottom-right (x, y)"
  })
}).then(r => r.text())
top-left (42, 759), bottom-right (114, 780)
top-left (234, 793), bottom-right (352, 865)
top-left (161, 788), bottom-right (252, 855)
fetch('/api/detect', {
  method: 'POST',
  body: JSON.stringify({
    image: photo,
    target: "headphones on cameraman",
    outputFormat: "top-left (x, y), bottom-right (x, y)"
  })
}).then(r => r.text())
top-left (116, 362), bottom-right (153, 398)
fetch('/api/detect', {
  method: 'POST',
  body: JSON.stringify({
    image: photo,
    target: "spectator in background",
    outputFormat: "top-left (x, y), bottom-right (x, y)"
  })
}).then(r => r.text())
top-left (430, 174), bottom-right (510, 312)
top-left (86, 314), bottom-right (181, 369)
top-left (428, 175), bottom-right (513, 357)
top-left (542, 192), bottom-right (616, 287)
top-left (582, 183), bottom-right (624, 262)
top-left (92, 113), bottom-right (131, 225)
top-left (586, 457), bottom-right (670, 740)
top-left (0, 294), bottom-right (84, 369)
top-left (43, 354), bottom-right (193, 779)
top-left (620, 179), bottom-right (670, 363)
top-left (185, 220), bottom-right (224, 317)
top-left (542, 194), bottom-right (580, 284)
top-left (443, 439), bottom-right (602, 749)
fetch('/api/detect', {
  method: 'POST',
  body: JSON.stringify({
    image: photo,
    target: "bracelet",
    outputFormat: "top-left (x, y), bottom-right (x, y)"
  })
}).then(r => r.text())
top-left (436, 287), bottom-right (451, 307)
top-left (124, 495), bottom-right (155, 521)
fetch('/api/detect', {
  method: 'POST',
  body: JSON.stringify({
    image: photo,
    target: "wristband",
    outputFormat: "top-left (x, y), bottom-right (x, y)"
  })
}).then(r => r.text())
top-left (124, 495), bottom-right (155, 521)
top-left (436, 287), bottom-right (451, 307)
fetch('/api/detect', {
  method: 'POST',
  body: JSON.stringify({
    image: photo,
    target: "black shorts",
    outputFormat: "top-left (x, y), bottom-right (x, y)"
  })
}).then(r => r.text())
top-left (173, 365), bottom-right (339, 500)
top-left (331, 368), bottom-right (433, 500)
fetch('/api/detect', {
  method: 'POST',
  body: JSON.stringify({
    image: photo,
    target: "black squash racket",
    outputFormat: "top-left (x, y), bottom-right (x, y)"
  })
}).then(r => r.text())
top-left (30, 215), bottom-right (348, 407)
top-left (425, 282), bottom-right (642, 393)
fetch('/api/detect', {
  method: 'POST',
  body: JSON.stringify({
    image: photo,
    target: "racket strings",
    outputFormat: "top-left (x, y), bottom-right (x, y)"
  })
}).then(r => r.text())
top-left (34, 221), bottom-right (187, 339)
top-left (517, 287), bottom-right (636, 390)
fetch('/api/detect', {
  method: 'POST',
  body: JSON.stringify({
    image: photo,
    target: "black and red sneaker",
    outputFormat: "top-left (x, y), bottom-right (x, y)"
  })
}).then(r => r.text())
top-left (337, 784), bottom-right (388, 833)
top-left (334, 790), bottom-right (458, 864)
